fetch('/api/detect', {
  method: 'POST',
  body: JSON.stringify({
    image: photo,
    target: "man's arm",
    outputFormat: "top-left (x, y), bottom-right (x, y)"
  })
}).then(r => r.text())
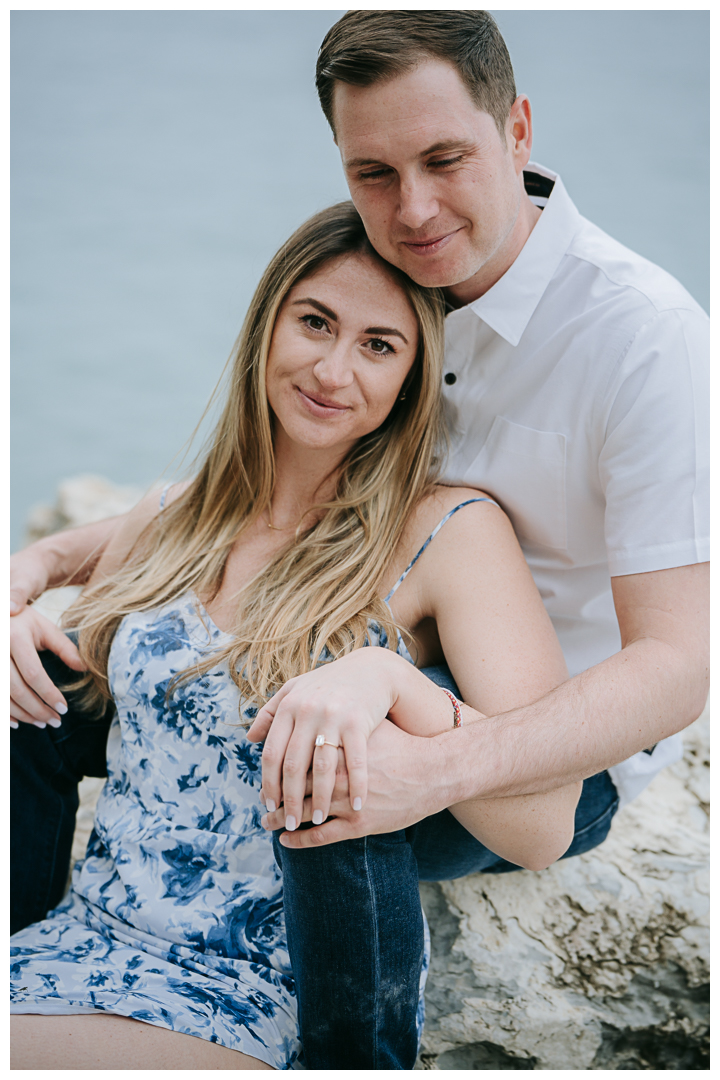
top-left (269, 561), bottom-right (708, 847)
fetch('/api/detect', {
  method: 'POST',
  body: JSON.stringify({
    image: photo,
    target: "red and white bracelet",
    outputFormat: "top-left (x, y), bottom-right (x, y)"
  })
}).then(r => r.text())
top-left (441, 687), bottom-right (464, 728)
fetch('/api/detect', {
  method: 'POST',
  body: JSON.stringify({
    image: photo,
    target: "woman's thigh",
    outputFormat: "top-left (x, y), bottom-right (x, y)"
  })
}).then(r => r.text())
top-left (10, 1013), bottom-right (274, 1070)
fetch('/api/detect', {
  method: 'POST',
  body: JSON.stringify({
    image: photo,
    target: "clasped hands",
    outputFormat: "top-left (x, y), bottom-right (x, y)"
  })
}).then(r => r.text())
top-left (246, 646), bottom-right (405, 838)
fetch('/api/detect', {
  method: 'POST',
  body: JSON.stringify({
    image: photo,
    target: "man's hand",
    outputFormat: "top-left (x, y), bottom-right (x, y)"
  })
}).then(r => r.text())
top-left (261, 719), bottom-right (444, 848)
top-left (10, 607), bottom-right (86, 728)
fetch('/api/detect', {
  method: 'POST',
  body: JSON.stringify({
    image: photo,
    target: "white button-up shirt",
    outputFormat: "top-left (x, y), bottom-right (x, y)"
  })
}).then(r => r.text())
top-left (441, 163), bottom-right (709, 806)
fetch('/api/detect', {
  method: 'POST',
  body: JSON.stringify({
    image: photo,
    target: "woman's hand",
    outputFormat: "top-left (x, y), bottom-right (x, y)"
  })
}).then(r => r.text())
top-left (10, 607), bottom-right (86, 728)
top-left (10, 544), bottom-right (55, 616)
top-left (246, 647), bottom-right (406, 832)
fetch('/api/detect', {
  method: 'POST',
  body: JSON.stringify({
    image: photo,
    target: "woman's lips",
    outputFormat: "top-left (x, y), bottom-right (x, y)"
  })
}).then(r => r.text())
top-left (296, 387), bottom-right (350, 417)
top-left (401, 230), bottom-right (460, 256)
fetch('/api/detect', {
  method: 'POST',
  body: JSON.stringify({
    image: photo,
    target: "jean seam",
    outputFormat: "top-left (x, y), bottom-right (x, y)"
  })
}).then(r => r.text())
top-left (363, 835), bottom-right (380, 1068)
top-left (572, 796), bottom-right (619, 841)
top-left (43, 804), bottom-right (66, 915)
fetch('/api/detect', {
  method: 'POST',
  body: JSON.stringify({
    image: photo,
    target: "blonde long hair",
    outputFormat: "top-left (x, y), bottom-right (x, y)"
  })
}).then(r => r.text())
top-left (65, 202), bottom-right (447, 719)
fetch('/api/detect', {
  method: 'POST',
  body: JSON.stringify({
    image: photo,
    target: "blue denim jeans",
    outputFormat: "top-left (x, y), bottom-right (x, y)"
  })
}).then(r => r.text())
top-left (11, 657), bottom-right (618, 1069)
top-left (274, 664), bottom-right (619, 1069)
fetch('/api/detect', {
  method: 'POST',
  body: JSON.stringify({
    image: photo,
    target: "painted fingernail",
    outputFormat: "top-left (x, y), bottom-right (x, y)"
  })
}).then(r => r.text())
top-left (34, 721), bottom-right (47, 729)
top-left (353, 797), bottom-right (362, 811)
top-left (47, 718), bottom-right (62, 729)
top-left (266, 799), bottom-right (276, 813)
top-left (260, 815), bottom-right (270, 830)
top-left (55, 703), bottom-right (68, 715)
top-left (312, 809), bottom-right (324, 825)
top-left (10, 721), bottom-right (19, 729)
top-left (285, 815), bottom-right (297, 832)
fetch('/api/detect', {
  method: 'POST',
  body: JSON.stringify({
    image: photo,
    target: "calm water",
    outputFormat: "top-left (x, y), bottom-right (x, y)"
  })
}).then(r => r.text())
top-left (11, 10), bottom-right (709, 549)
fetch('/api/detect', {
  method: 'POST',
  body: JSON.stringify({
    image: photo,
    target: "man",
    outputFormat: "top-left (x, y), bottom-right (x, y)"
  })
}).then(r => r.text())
top-left (11, 10), bottom-right (708, 1070)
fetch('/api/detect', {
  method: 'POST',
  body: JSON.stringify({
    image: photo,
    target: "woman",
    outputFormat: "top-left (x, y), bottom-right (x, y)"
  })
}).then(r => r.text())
top-left (10, 202), bottom-right (580, 1069)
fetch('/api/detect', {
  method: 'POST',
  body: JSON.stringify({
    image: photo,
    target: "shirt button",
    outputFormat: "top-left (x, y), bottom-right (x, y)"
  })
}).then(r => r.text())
top-left (444, 372), bottom-right (457, 385)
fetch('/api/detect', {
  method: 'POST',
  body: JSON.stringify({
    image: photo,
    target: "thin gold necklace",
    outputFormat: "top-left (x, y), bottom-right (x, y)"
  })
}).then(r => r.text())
top-left (265, 506), bottom-right (302, 532)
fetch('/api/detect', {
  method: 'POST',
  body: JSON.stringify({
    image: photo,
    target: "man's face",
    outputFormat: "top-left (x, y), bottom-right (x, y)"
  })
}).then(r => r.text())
top-left (334, 59), bottom-right (527, 294)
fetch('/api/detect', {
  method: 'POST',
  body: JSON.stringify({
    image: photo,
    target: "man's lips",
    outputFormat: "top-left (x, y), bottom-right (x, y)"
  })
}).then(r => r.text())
top-left (296, 387), bottom-right (350, 416)
top-left (401, 229), bottom-right (461, 256)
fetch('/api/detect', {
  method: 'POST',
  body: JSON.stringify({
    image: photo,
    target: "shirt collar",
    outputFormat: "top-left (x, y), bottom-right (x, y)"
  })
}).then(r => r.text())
top-left (450, 163), bottom-right (582, 347)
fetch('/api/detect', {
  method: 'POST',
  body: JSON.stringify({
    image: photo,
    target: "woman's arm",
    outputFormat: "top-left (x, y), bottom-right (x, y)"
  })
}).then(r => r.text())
top-left (10, 516), bottom-right (130, 725)
top-left (10, 517), bottom-right (124, 615)
top-left (9, 484), bottom-right (188, 726)
top-left (389, 490), bottom-right (582, 870)
top-left (253, 492), bottom-right (582, 869)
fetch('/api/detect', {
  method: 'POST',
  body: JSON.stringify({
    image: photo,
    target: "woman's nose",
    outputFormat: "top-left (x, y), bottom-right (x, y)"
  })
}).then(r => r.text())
top-left (313, 344), bottom-right (354, 389)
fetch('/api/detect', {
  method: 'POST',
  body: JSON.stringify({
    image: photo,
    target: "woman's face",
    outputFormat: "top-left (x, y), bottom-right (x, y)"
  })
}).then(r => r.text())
top-left (265, 253), bottom-right (419, 456)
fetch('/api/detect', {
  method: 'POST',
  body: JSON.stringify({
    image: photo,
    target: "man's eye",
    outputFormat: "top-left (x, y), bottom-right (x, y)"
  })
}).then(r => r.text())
top-left (430, 156), bottom-right (463, 168)
top-left (357, 167), bottom-right (391, 181)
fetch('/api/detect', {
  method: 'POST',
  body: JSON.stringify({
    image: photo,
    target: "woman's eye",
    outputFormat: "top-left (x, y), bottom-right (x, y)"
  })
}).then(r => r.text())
top-left (301, 314), bottom-right (329, 332)
top-left (368, 338), bottom-right (395, 355)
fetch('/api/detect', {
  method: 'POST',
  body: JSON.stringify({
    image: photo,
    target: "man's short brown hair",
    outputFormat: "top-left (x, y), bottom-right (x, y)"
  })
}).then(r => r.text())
top-left (316, 10), bottom-right (517, 137)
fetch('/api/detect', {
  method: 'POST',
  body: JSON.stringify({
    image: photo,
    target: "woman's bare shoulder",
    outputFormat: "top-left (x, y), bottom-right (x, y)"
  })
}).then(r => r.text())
top-left (90, 480), bottom-right (192, 582)
top-left (407, 484), bottom-right (505, 536)
top-left (390, 485), bottom-right (509, 580)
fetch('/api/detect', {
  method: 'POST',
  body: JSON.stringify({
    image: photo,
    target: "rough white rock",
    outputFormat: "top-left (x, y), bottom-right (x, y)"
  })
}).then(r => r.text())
top-left (418, 707), bottom-right (709, 1070)
top-left (26, 476), bottom-right (709, 1070)
top-left (24, 473), bottom-right (148, 545)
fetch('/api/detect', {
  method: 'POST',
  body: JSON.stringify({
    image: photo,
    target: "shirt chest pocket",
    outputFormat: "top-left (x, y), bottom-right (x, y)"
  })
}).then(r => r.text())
top-left (463, 415), bottom-right (568, 551)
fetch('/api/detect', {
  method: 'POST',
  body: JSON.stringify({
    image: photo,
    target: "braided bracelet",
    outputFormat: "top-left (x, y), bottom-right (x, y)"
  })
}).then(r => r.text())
top-left (441, 687), bottom-right (464, 728)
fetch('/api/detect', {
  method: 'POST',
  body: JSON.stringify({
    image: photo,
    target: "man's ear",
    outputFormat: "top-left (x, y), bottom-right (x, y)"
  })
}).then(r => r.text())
top-left (506, 94), bottom-right (534, 175)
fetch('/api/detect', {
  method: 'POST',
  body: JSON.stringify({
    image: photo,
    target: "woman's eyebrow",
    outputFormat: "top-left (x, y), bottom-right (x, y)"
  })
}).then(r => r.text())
top-left (365, 326), bottom-right (409, 344)
top-left (291, 298), bottom-right (338, 321)
top-left (291, 299), bottom-right (408, 344)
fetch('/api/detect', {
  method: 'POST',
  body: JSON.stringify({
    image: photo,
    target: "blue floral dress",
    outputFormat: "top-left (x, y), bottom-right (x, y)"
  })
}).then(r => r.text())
top-left (10, 499), bottom-right (491, 1067)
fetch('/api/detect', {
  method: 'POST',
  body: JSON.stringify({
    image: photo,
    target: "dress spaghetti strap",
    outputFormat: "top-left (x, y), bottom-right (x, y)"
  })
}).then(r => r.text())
top-left (158, 483), bottom-right (172, 512)
top-left (384, 497), bottom-right (499, 602)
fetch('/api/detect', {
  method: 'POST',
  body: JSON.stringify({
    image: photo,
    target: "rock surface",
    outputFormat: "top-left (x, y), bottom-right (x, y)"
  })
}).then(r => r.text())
top-left (26, 476), bottom-right (709, 1070)
top-left (24, 473), bottom-right (147, 546)
top-left (417, 710), bottom-right (709, 1070)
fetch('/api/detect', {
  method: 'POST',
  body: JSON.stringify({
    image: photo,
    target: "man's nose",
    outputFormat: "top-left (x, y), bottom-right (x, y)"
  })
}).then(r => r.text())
top-left (396, 175), bottom-right (440, 231)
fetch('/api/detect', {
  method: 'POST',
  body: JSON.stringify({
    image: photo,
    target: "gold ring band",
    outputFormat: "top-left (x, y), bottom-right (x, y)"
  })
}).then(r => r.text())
top-left (315, 735), bottom-right (339, 749)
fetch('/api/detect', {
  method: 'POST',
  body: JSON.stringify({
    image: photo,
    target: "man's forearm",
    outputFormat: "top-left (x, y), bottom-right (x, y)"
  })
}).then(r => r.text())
top-left (436, 636), bottom-right (709, 804)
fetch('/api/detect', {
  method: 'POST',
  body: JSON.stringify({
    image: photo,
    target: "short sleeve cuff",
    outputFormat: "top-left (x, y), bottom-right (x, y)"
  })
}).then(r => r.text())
top-left (607, 538), bottom-right (709, 578)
